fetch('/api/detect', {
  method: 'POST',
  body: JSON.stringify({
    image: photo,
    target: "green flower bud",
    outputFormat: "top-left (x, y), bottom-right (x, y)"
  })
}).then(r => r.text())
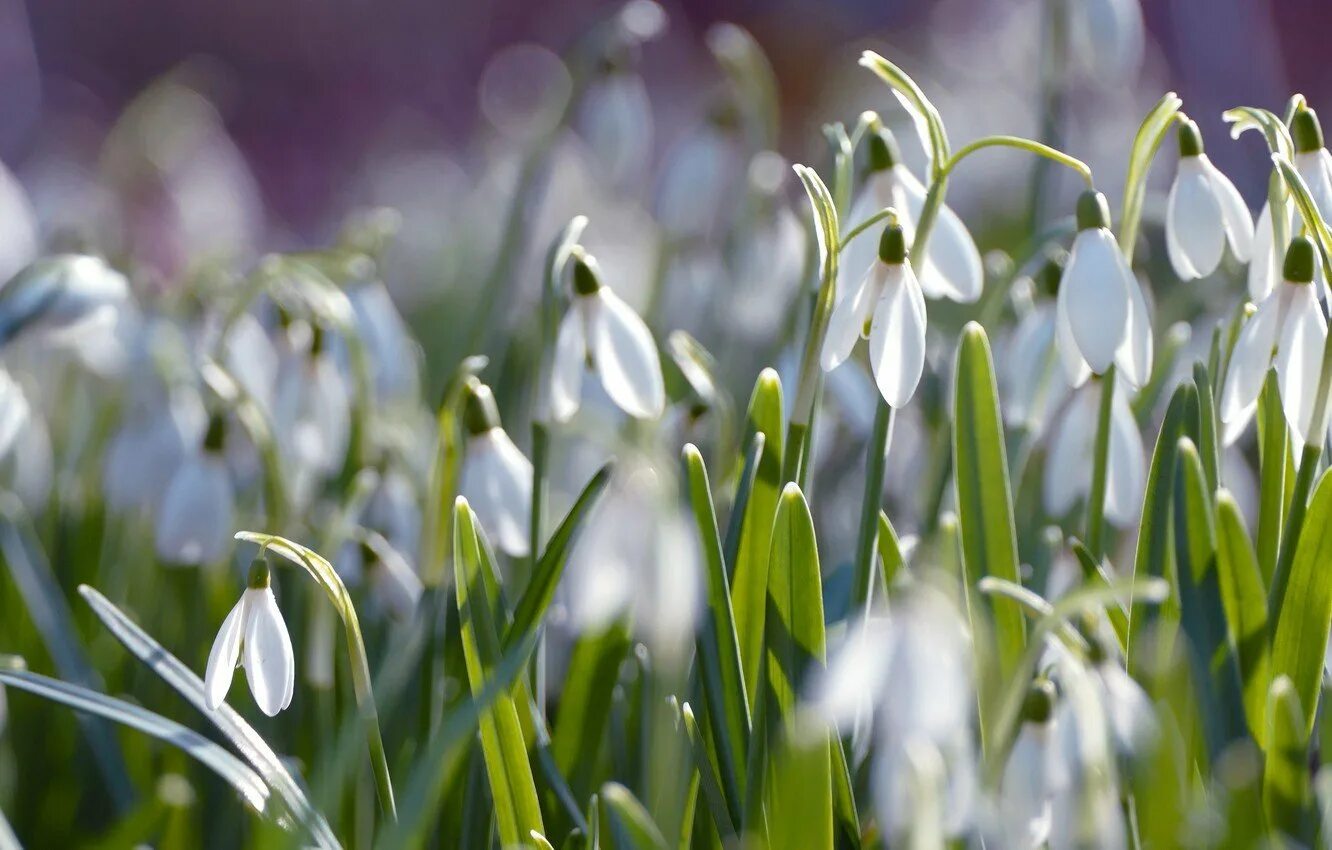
top-left (1021, 677), bottom-right (1057, 724)
top-left (1284, 236), bottom-right (1317, 285)
top-left (246, 557), bottom-right (271, 589)
top-left (1176, 118), bottom-right (1204, 158)
top-left (203, 412), bottom-right (227, 453)
top-left (1292, 107), bottom-right (1325, 155)
top-left (878, 222), bottom-right (907, 265)
top-left (462, 377), bottom-right (502, 435)
top-left (571, 249), bottom-right (603, 296)
top-left (867, 127), bottom-right (901, 173)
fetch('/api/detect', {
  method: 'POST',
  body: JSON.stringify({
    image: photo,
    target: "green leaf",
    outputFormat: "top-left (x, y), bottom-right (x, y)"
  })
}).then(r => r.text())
top-left (1269, 469), bottom-right (1332, 741)
top-left (1192, 361), bottom-right (1221, 492)
top-left (505, 463), bottom-right (613, 651)
top-left (682, 444), bottom-right (750, 824)
top-left (552, 624), bottom-right (631, 804)
top-left (420, 355), bottom-right (489, 587)
top-left (0, 510), bottom-right (135, 812)
top-left (760, 484), bottom-right (832, 849)
top-left (454, 498), bottom-right (545, 846)
top-left (1172, 438), bottom-right (1247, 757)
top-left (602, 783), bottom-right (668, 850)
top-left (1130, 381), bottom-right (1194, 652)
top-left (1069, 540), bottom-right (1129, 650)
top-left (1214, 490), bottom-right (1271, 749)
top-left (951, 323), bottom-right (1024, 675)
top-left (1256, 370), bottom-right (1288, 583)
top-left (77, 585), bottom-right (340, 848)
top-left (1264, 676), bottom-right (1310, 839)
top-left (876, 511), bottom-right (906, 592)
top-left (680, 703), bottom-right (736, 839)
top-left (0, 669), bottom-right (269, 814)
top-left (733, 368), bottom-right (784, 713)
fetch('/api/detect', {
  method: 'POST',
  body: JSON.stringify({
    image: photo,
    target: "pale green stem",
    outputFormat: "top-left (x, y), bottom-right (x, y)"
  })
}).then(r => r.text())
top-left (1085, 368), bottom-right (1117, 559)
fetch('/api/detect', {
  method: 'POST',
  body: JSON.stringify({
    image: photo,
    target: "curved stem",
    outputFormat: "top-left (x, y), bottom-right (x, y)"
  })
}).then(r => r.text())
top-left (837, 208), bottom-right (898, 253)
top-left (942, 136), bottom-right (1094, 187)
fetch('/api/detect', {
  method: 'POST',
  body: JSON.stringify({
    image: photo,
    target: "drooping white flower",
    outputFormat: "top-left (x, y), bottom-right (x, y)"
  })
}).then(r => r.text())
top-left (1054, 190), bottom-right (1153, 388)
top-left (104, 387), bottom-right (205, 514)
top-left (1002, 255), bottom-right (1073, 435)
top-left (347, 277), bottom-right (421, 403)
top-left (1070, 0), bottom-right (1144, 81)
top-left (997, 679), bottom-right (1057, 849)
top-left (549, 250), bottom-right (665, 422)
top-left (812, 585), bottom-right (976, 841)
top-left (458, 378), bottom-right (533, 557)
top-left (1165, 118), bottom-right (1253, 280)
top-left (838, 127), bottom-right (982, 306)
top-left (1044, 380), bottom-right (1146, 527)
top-left (577, 68), bottom-right (653, 190)
top-left (1250, 108), bottom-right (1332, 302)
top-left (1220, 236), bottom-right (1326, 448)
top-left (1088, 655), bottom-right (1156, 757)
top-left (273, 327), bottom-right (352, 501)
top-left (154, 415), bottom-right (235, 565)
top-left (821, 221), bottom-right (928, 408)
top-left (0, 255), bottom-right (129, 347)
top-left (204, 558), bottom-right (295, 717)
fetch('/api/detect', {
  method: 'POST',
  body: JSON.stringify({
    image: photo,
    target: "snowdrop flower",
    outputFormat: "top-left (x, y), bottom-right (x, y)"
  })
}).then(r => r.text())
top-left (1002, 254), bottom-right (1072, 435)
top-left (1220, 237), bottom-right (1326, 448)
top-left (1250, 107), bottom-right (1332, 301)
top-left (458, 378), bottom-right (533, 557)
top-left (839, 127), bottom-right (982, 305)
top-left (821, 221), bottom-right (927, 407)
top-left (0, 255), bottom-right (129, 347)
top-left (347, 277), bottom-right (421, 403)
top-left (812, 585), bottom-right (976, 840)
top-left (204, 557), bottom-right (295, 716)
top-left (154, 414), bottom-right (235, 565)
top-left (0, 369), bottom-right (29, 460)
top-left (1054, 190), bottom-right (1152, 388)
top-left (104, 388), bottom-right (205, 514)
top-left (550, 249), bottom-right (665, 422)
top-left (273, 326), bottom-right (351, 498)
top-left (1044, 380), bottom-right (1145, 527)
top-left (577, 64), bottom-right (652, 190)
top-left (996, 679), bottom-right (1057, 848)
top-left (1070, 0), bottom-right (1145, 81)
top-left (1088, 649), bottom-right (1156, 757)
top-left (1165, 118), bottom-right (1253, 280)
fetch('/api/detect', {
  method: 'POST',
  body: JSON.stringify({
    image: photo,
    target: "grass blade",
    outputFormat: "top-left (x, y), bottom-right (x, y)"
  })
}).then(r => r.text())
top-left (1264, 676), bottom-right (1311, 840)
top-left (1214, 490), bottom-right (1271, 749)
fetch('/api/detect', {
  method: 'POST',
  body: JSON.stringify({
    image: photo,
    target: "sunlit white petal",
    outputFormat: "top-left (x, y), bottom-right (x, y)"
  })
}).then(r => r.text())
top-left (204, 596), bottom-right (246, 710)
top-left (459, 429), bottom-right (534, 557)
top-left (822, 263), bottom-right (880, 372)
top-left (242, 587), bottom-right (296, 716)
top-left (1060, 229), bottom-right (1129, 374)
top-left (868, 263), bottom-right (927, 407)
top-left (549, 307), bottom-right (586, 422)
top-left (590, 289), bottom-right (665, 419)
top-left (1165, 157), bottom-right (1224, 280)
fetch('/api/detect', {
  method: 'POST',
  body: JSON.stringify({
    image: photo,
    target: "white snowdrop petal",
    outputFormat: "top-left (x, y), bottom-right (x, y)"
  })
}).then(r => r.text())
top-left (591, 289), bottom-right (665, 419)
top-left (549, 308), bottom-right (586, 422)
top-left (1000, 722), bottom-right (1054, 849)
top-left (1247, 202), bottom-right (1281, 301)
top-left (821, 264), bottom-right (879, 371)
top-left (1165, 157), bottom-right (1225, 280)
top-left (460, 430), bottom-right (533, 557)
top-left (1054, 287), bottom-right (1092, 388)
top-left (836, 192), bottom-right (882, 313)
top-left (1061, 229), bottom-right (1129, 374)
top-left (897, 166), bottom-right (983, 303)
top-left (204, 597), bottom-right (246, 709)
top-left (868, 264), bottom-right (928, 408)
top-left (1275, 284), bottom-right (1328, 447)
top-left (1297, 150), bottom-right (1332, 221)
top-left (1116, 274), bottom-right (1153, 389)
top-left (0, 370), bottom-right (30, 460)
top-left (1202, 157), bottom-right (1254, 262)
top-left (1043, 386), bottom-right (1098, 516)
top-left (242, 588), bottom-right (296, 716)
top-left (154, 454), bottom-right (235, 565)
top-left (1104, 388), bottom-right (1146, 526)
top-left (1220, 295), bottom-right (1282, 426)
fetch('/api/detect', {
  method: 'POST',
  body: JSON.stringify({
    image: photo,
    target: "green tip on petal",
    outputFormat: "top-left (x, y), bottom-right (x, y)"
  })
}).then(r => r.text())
top-left (571, 250), bottom-right (603, 296)
top-left (1021, 678), bottom-right (1057, 724)
top-left (1292, 106), bottom-right (1325, 154)
top-left (866, 127), bottom-right (901, 173)
top-left (1283, 236), bottom-right (1317, 284)
top-left (1075, 190), bottom-right (1111, 231)
top-left (461, 377), bottom-right (502, 435)
top-left (1176, 118), bottom-right (1204, 158)
top-left (878, 222), bottom-right (907, 264)
top-left (246, 557), bottom-right (271, 589)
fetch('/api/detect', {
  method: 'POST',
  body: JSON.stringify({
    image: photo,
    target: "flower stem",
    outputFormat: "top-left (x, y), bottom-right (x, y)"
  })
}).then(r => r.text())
top-left (1085, 367), bottom-right (1117, 559)
top-left (942, 136), bottom-right (1093, 187)
top-left (837, 207), bottom-right (897, 253)
top-left (851, 402), bottom-right (893, 611)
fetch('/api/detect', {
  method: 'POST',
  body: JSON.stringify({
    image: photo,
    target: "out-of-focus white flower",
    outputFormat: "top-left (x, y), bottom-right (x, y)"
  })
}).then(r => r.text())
top-left (1164, 119), bottom-right (1253, 281)
top-left (0, 255), bottom-right (129, 347)
top-left (154, 415), bottom-right (234, 565)
top-left (839, 127), bottom-right (982, 306)
top-left (273, 328), bottom-right (351, 498)
top-left (1044, 380), bottom-right (1145, 527)
top-left (550, 250), bottom-right (665, 422)
top-left (1002, 258), bottom-right (1072, 435)
top-left (347, 277), bottom-right (421, 403)
top-left (458, 378), bottom-right (533, 557)
top-left (655, 111), bottom-right (740, 240)
top-left (997, 679), bottom-right (1057, 849)
top-left (1054, 191), bottom-right (1152, 387)
top-left (578, 69), bottom-right (653, 190)
top-left (1070, 0), bottom-right (1145, 81)
top-left (104, 387), bottom-right (205, 514)
top-left (1089, 655), bottom-right (1156, 756)
top-left (214, 312), bottom-right (279, 415)
top-left (821, 221), bottom-right (928, 408)
top-left (0, 159), bottom-right (38, 286)
top-left (204, 558), bottom-right (295, 717)
top-left (1046, 658), bottom-right (1129, 850)
top-left (1220, 237), bottom-right (1325, 448)
top-left (0, 369), bottom-right (30, 461)
top-left (1250, 108), bottom-right (1332, 302)
top-left (563, 455), bottom-right (700, 658)
top-left (812, 585), bottom-right (975, 841)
